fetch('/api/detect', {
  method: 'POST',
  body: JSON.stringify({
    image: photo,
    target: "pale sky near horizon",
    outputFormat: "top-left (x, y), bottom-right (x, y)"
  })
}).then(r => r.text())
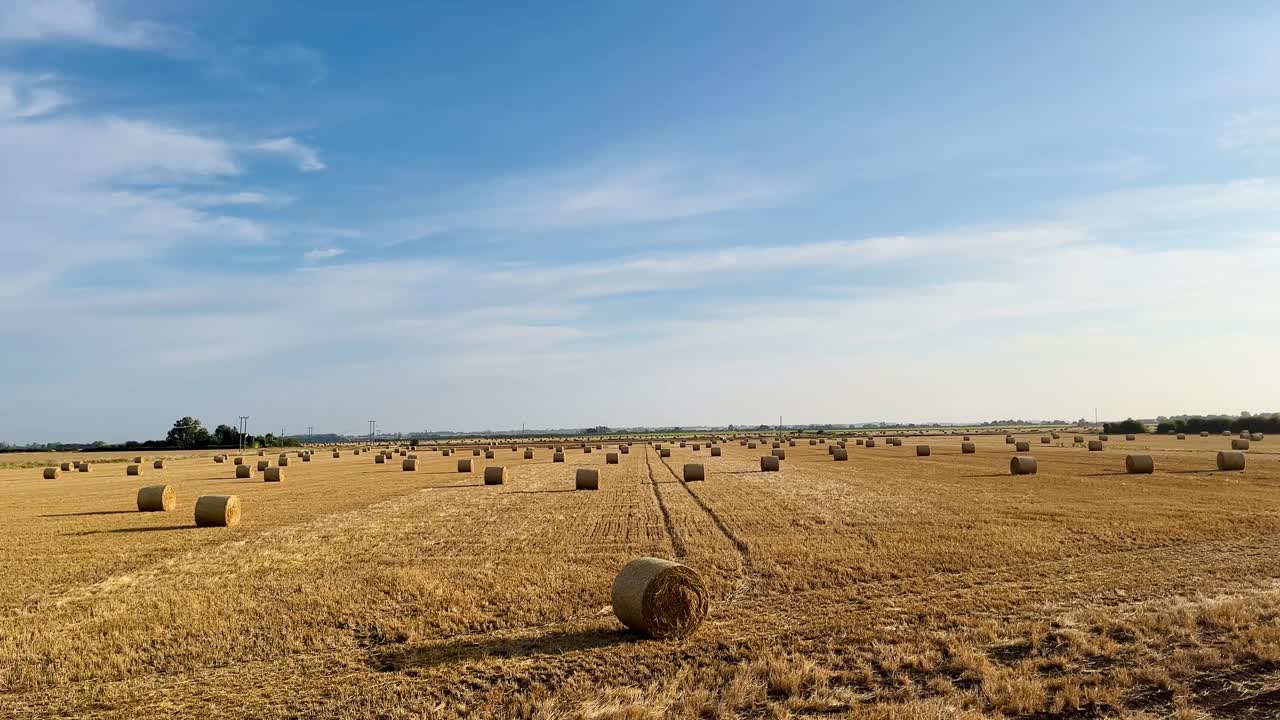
top-left (2, 1), bottom-right (1279, 443)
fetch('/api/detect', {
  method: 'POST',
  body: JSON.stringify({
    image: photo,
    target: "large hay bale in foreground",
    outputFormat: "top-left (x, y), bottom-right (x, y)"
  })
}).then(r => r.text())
top-left (710, 447), bottom-right (722, 457)
top-left (137, 485), bottom-right (175, 512)
top-left (402, 458), bottom-right (418, 471)
top-left (1010, 456), bottom-right (1038, 475)
top-left (194, 495), bottom-right (240, 527)
top-left (236, 464), bottom-right (253, 479)
top-left (961, 442), bottom-right (976, 454)
top-left (916, 445), bottom-right (931, 457)
top-left (575, 468), bottom-right (599, 490)
top-left (457, 459), bottom-right (473, 472)
top-left (683, 463), bottom-right (705, 482)
top-left (833, 448), bottom-right (848, 461)
top-left (1088, 440), bottom-right (1104, 451)
top-left (1217, 450), bottom-right (1246, 471)
top-left (1232, 439), bottom-right (1250, 450)
top-left (611, 557), bottom-right (709, 639)
top-left (43, 467), bottom-right (60, 479)
top-left (127, 464), bottom-right (142, 476)
top-left (606, 452), bottom-right (619, 464)
top-left (1015, 441), bottom-right (1030, 452)
top-left (484, 466), bottom-right (506, 485)
top-left (760, 455), bottom-right (780, 472)
top-left (1125, 454), bottom-right (1154, 474)
top-left (264, 467), bottom-right (283, 482)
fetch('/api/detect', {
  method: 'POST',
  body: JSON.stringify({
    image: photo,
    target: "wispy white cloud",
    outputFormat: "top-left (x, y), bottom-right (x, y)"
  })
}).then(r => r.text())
top-left (0, 72), bottom-right (69, 119)
top-left (251, 136), bottom-right (326, 172)
top-left (0, 0), bottom-right (181, 49)
top-left (1064, 177), bottom-right (1280, 228)
top-left (303, 247), bottom-right (345, 261)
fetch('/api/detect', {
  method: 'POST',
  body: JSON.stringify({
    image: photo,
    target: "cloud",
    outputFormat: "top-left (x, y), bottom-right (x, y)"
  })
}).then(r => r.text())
top-left (251, 137), bottom-right (326, 172)
top-left (0, 73), bottom-right (70, 119)
top-left (0, 0), bottom-right (180, 49)
top-left (1064, 178), bottom-right (1280, 228)
top-left (303, 247), bottom-right (345, 261)
top-left (1219, 111), bottom-right (1280, 150)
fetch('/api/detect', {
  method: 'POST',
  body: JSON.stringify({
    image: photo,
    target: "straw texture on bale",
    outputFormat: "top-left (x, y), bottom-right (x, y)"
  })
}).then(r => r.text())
top-left (402, 458), bottom-right (418, 471)
top-left (43, 467), bottom-right (60, 479)
top-left (833, 448), bottom-right (848, 461)
top-left (1126, 454), bottom-right (1155, 474)
top-left (375, 454), bottom-right (385, 464)
top-left (760, 455), bottom-right (780, 471)
top-left (660, 449), bottom-right (672, 458)
top-left (575, 468), bottom-right (600, 490)
top-left (1010, 456), bottom-right (1038, 475)
top-left (611, 557), bottom-right (709, 639)
top-left (1232, 439), bottom-right (1250, 450)
top-left (710, 447), bottom-right (722, 456)
top-left (264, 467), bottom-right (283, 482)
top-left (772, 448), bottom-right (786, 460)
top-left (683, 463), bottom-right (705, 482)
top-left (457, 459), bottom-right (473, 472)
top-left (255, 460), bottom-right (269, 471)
top-left (606, 452), bottom-right (619, 464)
top-left (127, 464), bottom-right (142, 476)
top-left (553, 452), bottom-right (565, 462)
top-left (194, 495), bottom-right (240, 527)
top-left (483, 466), bottom-right (506, 485)
top-left (1015, 441), bottom-right (1030, 452)
top-left (962, 442), bottom-right (976, 454)
top-left (916, 445), bottom-right (931, 457)
top-left (137, 485), bottom-right (175, 512)
top-left (279, 456), bottom-right (289, 466)
top-left (153, 460), bottom-right (166, 470)
top-left (1217, 450), bottom-right (1246, 471)
top-left (232, 464), bottom-right (251, 479)
top-left (1088, 440), bottom-right (1104, 451)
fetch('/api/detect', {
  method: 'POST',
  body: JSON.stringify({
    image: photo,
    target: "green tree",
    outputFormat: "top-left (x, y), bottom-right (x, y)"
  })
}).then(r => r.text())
top-left (212, 424), bottom-right (240, 446)
top-left (166, 417), bottom-right (210, 448)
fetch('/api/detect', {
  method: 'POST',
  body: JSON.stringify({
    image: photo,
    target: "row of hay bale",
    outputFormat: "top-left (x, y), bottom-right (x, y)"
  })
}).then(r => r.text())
top-left (131, 485), bottom-right (241, 527)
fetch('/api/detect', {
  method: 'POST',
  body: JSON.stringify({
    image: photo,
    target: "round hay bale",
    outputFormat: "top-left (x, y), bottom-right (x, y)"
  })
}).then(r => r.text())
top-left (691, 444), bottom-right (701, 451)
top-left (1051, 433), bottom-right (1060, 440)
top-left (402, 458), bottom-right (418, 471)
top-left (484, 466), bottom-right (506, 485)
top-left (856, 438), bottom-right (865, 446)
top-left (865, 439), bottom-right (877, 448)
top-left (471, 449), bottom-right (481, 457)
top-left (1005, 436), bottom-right (1015, 444)
top-left (1088, 440), bottom-right (1104, 451)
top-left (1217, 450), bottom-right (1246, 471)
top-left (1251, 433), bottom-right (1264, 441)
top-left (739, 440), bottom-right (747, 446)
top-left (43, 467), bottom-right (60, 479)
top-left (524, 449), bottom-right (535, 459)
top-left (710, 447), bottom-right (722, 456)
top-left (279, 456), bottom-right (290, 466)
top-left (441, 449), bottom-right (451, 456)
top-left (962, 435), bottom-right (971, 441)
top-left (137, 485), bottom-right (176, 512)
top-left (771, 448), bottom-right (786, 460)
top-left (1073, 435), bottom-right (1085, 444)
top-left (827, 445), bottom-right (835, 455)
top-left (611, 557), bottom-right (709, 639)
top-left (264, 467), bottom-right (283, 482)
top-left (194, 495), bottom-right (240, 527)
top-left (457, 459), bottom-right (473, 472)
top-left (332, 451), bottom-right (341, 458)
top-left (890, 438), bottom-right (903, 447)
top-left (1125, 454), bottom-right (1154, 474)
top-left (484, 450), bottom-right (495, 459)
top-left (771, 442), bottom-right (780, 449)
top-left (553, 451), bottom-right (565, 462)
top-left (1015, 441), bottom-right (1030, 452)
top-left (233, 457), bottom-right (244, 465)
top-left (606, 452), bottom-right (619, 464)
top-left (256, 460), bottom-right (269, 471)
top-left (214, 455), bottom-right (225, 463)
top-left (77, 462), bottom-right (91, 473)
top-left (620, 446), bottom-right (630, 454)
top-left (584, 447), bottom-right (593, 454)
top-left (1178, 434), bottom-right (1187, 440)
top-left (235, 464), bottom-right (252, 479)
top-left (660, 448), bottom-right (672, 458)
top-left (1125, 434), bottom-right (1136, 441)
top-left (127, 464), bottom-right (142, 476)
top-left (788, 440), bottom-right (796, 447)
top-left (1199, 432), bottom-right (1207, 437)
top-left (809, 439), bottom-right (817, 446)
top-left (1240, 432), bottom-right (1251, 439)
top-left (1010, 456), bottom-right (1038, 475)
top-left (747, 442), bottom-right (757, 449)
top-left (680, 442), bottom-right (687, 448)
top-left (1041, 436), bottom-right (1051, 444)
top-left (1232, 438), bottom-right (1250, 450)
top-left (961, 442), bottom-right (976, 454)
top-left (916, 445), bottom-right (931, 457)
top-left (375, 454), bottom-right (385, 464)
top-left (153, 459), bottom-right (168, 470)
top-left (302, 454), bottom-right (311, 462)
top-left (1099, 434), bottom-right (1110, 441)
top-left (133, 456), bottom-right (144, 464)
top-left (575, 468), bottom-right (600, 490)
top-left (683, 463), bottom-right (705, 482)
top-left (833, 448), bottom-right (848, 461)
top-left (1222, 431), bottom-right (1231, 437)
top-left (760, 455), bottom-right (780, 472)
top-left (59, 461), bottom-right (73, 471)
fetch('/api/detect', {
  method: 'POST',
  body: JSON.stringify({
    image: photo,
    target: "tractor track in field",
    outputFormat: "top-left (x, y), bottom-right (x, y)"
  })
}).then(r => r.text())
top-left (643, 448), bottom-right (685, 559)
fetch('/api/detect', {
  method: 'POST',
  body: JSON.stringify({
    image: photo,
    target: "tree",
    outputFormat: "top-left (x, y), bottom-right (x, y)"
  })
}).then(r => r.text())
top-left (212, 424), bottom-right (240, 447)
top-left (166, 417), bottom-right (210, 448)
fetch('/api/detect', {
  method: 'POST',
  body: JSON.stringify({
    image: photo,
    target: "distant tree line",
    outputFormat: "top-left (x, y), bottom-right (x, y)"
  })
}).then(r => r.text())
top-left (1155, 413), bottom-right (1279, 435)
top-left (1102, 418), bottom-right (1148, 434)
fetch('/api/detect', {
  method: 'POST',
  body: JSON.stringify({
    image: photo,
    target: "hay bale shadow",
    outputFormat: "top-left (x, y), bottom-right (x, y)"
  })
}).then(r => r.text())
top-left (370, 627), bottom-right (632, 672)
top-left (40, 510), bottom-right (136, 518)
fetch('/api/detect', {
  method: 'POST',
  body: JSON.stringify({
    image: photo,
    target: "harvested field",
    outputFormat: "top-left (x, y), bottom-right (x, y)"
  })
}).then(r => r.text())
top-left (0, 432), bottom-right (1278, 718)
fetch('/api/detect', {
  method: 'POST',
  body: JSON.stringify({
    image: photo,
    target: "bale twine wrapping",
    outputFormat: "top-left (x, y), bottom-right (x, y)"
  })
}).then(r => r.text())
top-left (1088, 440), bottom-right (1104, 451)
top-left (1125, 454), bottom-right (1155, 474)
top-left (683, 463), bottom-right (705, 482)
top-left (1010, 456), bottom-right (1038, 475)
top-left (43, 467), bottom-right (60, 479)
top-left (606, 452), bottom-right (619, 464)
top-left (1232, 439), bottom-right (1250, 450)
top-left (916, 445), bottom-right (931, 457)
top-left (772, 448), bottom-right (786, 460)
top-left (457, 459), bottom-right (473, 473)
top-left (1015, 441), bottom-right (1030, 452)
top-left (760, 455), bottom-right (780, 472)
top-left (554, 451), bottom-right (565, 462)
top-left (660, 449), bottom-right (672, 458)
top-left (710, 447), bottom-right (722, 456)
top-left (833, 448), bottom-right (848, 461)
top-left (402, 458), bottom-right (418, 471)
top-left (484, 466), bottom-right (506, 485)
top-left (576, 468), bottom-right (600, 490)
top-left (961, 442), bottom-right (976, 454)
top-left (194, 495), bottom-right (240, 527)
top-left (611, 557), bottom-right (709, 639)
top-left (264, 467), bottom-right (283, 482)
top-left (127, 464), bottom-right (142, 476)
top-left (1217, 450), bottom-right (1246, 471)
top-left (137, 485), bottom-right (176, 512)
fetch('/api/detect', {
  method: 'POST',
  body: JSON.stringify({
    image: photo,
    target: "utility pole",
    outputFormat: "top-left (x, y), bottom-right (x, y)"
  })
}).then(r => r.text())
top-left (368, 420), bottom-right (376, 444)
top-left (307, 425), bottom-right (314, 443)
top-left (238, 416), bottom-right (249, 452)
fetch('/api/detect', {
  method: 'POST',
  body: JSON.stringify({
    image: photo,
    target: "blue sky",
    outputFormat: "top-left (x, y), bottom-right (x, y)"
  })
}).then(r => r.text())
top-left (2, 1), bottom-right (1279, 442)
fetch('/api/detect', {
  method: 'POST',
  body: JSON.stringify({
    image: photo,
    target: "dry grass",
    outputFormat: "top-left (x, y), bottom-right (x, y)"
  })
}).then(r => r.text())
top-left (0, 433), bottom-right (1278, 718)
